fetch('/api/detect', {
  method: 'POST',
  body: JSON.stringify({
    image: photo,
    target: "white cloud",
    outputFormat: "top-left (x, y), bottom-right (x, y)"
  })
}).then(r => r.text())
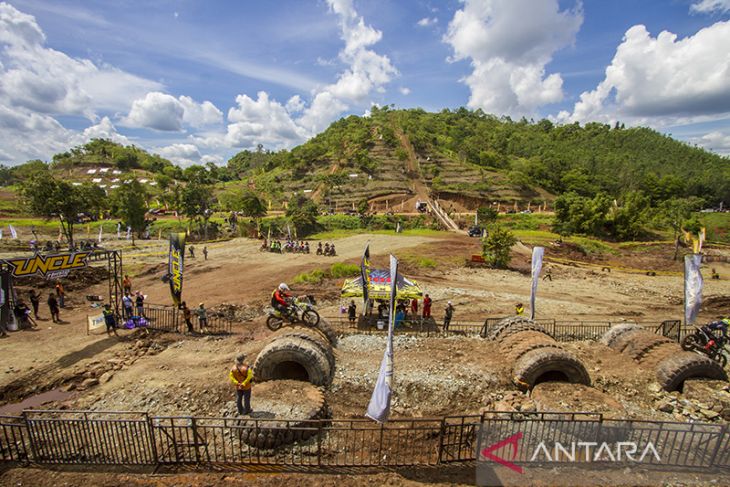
top-left (0, 2), bottom-right (162, 119)
top-left (203, 0), bottom-right (397, 151)
top-left (76, 117), bottom-right (130, 145)
top-left (201, 154), bottom-right (223, 165)
top-left (157, 143), bottom-right (201, 166)
top-left (417, 17), bottom-right (438, 27)
top-left (692, 130), bottom-right (730, 155)
top-left (443, 0), bottom-right (582, 117)
top-left (399, 86), bottom-right (411, 95)
top-left (566, 21), bottom-right (730, 125)
top-left (124, 92), bottom-right (223, 131)
top-left (690, 0), bottom-right (730, 14)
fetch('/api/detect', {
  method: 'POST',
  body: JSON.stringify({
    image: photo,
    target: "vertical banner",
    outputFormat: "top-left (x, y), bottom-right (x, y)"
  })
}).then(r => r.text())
top-left (366, 254), bottom-right (398, 423)
top-left (116, 223), bottom-right (121, 238)
top-left (360, 244), bottom-right (371, 314)
top-left (168, 233), bottom-right (186, 306)
top-left (684, 254), bottom-right (703, 325)
top-left (9, 225), bottom-right (17, 239)
top-left (98, 226), bottom-right (103, 243)
top-left (529, 247), bottom-right (544, 320)
top-left (126, 226), bottom-right (131, 240)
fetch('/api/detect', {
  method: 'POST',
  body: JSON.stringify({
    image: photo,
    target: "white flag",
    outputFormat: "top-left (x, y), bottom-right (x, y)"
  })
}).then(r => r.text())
top-left (366, 254), bottom-right (398, 423)
top-left (98, 226), bottom-right (103, 243)
top-left (126, 226), bottom-right (131, 240)
top-left (0, 228), bottom-right (3, 239)
top-left (684, 254), bottom-right (703, 325)
top-left (529, 247), bottom-right (544, 320)
top-left (117, 223), bottom-right (121, 238)
top-left (9, 224), bottom-right (17, 239)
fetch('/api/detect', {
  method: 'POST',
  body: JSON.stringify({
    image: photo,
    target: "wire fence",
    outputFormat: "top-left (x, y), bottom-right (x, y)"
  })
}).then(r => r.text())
top-left (1, 410), bottom-right (728, 470)
top-left (323, 316), bottom-right (687, 342)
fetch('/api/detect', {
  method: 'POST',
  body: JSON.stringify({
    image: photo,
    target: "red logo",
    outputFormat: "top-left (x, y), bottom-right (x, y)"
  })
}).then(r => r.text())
top-left (480, 432), bottom-right (524, 474)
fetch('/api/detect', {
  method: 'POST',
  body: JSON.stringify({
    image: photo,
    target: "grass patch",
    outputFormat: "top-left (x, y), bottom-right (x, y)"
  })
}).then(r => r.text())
top-left (309, 228), bottom-right (447, 240)
top-left (293, 261), bottom-right (361, 284)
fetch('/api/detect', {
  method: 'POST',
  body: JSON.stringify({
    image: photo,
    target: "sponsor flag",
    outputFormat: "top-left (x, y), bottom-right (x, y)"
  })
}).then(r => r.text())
top-left (117, 223), bottom-right (121, 238)
top-left (360, 244), bottom-right (371, 313)
top-left (529, 247), bottom-right (544, 320)
top-left (168, 233), bottom-right (185, 306)
top-left (98, 226), bottom-right (103, 243)
top-left (366, 254), bottom-right (398, 423)
top-left (684, 254), bottom-right (703, 325)
top-left (9, 225), bottom-right (17, 239)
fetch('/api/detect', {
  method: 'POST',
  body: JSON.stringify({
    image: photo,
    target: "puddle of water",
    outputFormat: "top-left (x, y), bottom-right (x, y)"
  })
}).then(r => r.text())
top-left (0, 388), bottom-right (73, 416)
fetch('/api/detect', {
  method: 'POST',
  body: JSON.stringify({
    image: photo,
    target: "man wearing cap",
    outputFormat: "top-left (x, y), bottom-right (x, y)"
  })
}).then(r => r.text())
top-left (229, 354), bottom-right (253, 415)
top-left (443, 301), bottom-right (454, 331)
top-left (196, 303), bottom-right (208, 332)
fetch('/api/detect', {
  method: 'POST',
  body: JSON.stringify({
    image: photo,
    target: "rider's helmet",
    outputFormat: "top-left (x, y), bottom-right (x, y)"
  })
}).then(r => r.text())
top-left (723, 317), bottom-right (730, 326)
top-left (279, 283), bottom-right (290, 292)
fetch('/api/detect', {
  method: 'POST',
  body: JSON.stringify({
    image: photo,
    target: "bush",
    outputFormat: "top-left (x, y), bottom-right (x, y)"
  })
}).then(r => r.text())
top-left (482, 226), bottom-right (517, 268)
top-left (293, 269), bottom-right (327, 284)
top-left (329, 262), bottom-right (360, 278)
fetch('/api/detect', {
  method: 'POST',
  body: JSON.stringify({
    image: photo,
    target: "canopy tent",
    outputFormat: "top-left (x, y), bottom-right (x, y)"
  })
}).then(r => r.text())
top-left (341, 269), bottom-right (423, 301)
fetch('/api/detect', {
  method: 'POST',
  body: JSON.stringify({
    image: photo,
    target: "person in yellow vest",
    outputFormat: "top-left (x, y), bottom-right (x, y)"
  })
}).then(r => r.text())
top-left (515, 303), bottom-right (525, 316)
top-left (229, 353), bottom-right (253, 415)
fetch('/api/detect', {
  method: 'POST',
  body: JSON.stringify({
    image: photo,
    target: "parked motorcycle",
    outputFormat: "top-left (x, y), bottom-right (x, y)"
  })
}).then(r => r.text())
top-left (266, 296), bottom-right (320, 331)
top-left (681, 323), bottom-right (728, 367)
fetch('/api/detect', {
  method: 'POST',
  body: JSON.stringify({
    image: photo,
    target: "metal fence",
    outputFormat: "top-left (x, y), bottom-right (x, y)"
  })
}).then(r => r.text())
top-left (1, 410), bottom-right (728, 470)
top-left (142, 304), bottom-right (232, 335)
top-left (324, 316), bottom-right (686, 342)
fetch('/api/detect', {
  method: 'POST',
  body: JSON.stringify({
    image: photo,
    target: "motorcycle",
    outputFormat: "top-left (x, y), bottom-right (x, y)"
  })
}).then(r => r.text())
top-left (266, 296), bottom-right (320, 331)
top-left (681, 324), bottom-right (728, 367)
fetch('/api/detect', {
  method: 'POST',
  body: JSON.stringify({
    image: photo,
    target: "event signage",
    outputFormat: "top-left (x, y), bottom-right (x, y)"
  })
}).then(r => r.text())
top-left (2, 252), bottom-right (92, 279)
top-left (168, 233), bottom-right (185, 306)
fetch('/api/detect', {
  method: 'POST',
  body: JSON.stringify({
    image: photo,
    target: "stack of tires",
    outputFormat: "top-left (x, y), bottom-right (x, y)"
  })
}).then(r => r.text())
top-left (492, 317), bottom-right (591, 391)
top-left (601, 325), bottom-right (727, 392)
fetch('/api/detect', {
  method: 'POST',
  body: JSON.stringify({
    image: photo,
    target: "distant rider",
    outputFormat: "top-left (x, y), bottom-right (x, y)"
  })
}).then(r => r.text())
top-left (271, 283), bottom-right (292, 317)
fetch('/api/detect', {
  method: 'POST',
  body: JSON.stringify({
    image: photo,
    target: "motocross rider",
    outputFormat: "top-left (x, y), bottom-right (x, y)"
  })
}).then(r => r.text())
top-left (271, 283), bottom-right (292, 317)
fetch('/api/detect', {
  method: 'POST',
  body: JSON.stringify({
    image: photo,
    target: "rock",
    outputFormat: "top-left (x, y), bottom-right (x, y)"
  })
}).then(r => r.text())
top-left (647, 383), bottom-right (661, 393)
top-left (134, 339), bottom-right (144, 349)
top-left (81, 378), bottom-right (99, 388)
top-left (657, 401), bottom-right (674, 413)
top-left (62, 383), bottom-right (76, 392)
top-left (701, 409), bottom-right (720, 420)
top-left (99, 372), bottom-right (114, 384)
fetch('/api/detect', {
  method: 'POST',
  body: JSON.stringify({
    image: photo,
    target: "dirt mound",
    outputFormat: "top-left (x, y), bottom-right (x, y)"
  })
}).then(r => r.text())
top-left (531, 383), bottom-right (626, 418)
top-left (703, 295), bottom-right (730, 314)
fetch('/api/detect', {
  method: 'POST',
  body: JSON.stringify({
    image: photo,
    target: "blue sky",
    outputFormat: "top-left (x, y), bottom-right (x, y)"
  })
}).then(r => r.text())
top-left (1, 0), bottom-right (729, 166)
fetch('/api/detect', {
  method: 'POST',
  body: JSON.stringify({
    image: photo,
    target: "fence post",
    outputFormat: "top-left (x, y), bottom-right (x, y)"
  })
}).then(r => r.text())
top-left (22, 412), bottom-right (39, 465)
top-left (190, 417), bottom-right (201, 464)
top-left (146, 414), bottom-right (160, 466)
top-left (436, 417), bottom-right (446, 464)
top-left (377, 422), bottom-right (385, 466)
top-left (317, 421), bottom-right (323, 467)
top-left (708, 423), bottom-right (727, 468)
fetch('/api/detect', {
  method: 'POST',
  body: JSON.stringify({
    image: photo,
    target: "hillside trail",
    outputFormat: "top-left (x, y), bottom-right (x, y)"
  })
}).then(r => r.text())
top-left (395, 128), bottom-right (462, 233)
top-left (311, 162), bottom-right (340, 203)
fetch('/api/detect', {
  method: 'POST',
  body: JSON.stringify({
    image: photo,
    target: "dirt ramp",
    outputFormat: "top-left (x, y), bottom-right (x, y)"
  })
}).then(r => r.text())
top-left (493, 317), bottom-right (590, 391)
top-left (602, 326), bottom-right (728, 392)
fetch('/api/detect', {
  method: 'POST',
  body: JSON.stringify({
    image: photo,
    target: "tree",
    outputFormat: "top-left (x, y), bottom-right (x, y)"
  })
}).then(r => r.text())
top-left (21, 175), bottom-right (100, 248)
top-left (286, 195), bottom-right (320, 236)
top-left (609, 190), bottom-right (651, 241)
top-left (182, 182), bottom-right (215, 239)
top-left (482, 226), bottom-right (517, 268)
top-left (655, 197), bottom-right (703, 259)
top-left (552, 192), bottom-right (611, 237)
top-left (111, 179), bottom-right (148, 245)
top-left (218, 188), bottom-right (266, 219)
top-left (476, 206), bottom-right (499, 226)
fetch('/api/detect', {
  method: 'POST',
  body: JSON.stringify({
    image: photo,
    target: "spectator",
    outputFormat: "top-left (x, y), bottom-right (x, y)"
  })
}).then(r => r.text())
top-left (515, 303), bottom-right (525, 316)
top-left (29, 290), bottom-right (40, 319)
top-left (55, 281), bottom-right (65, 308)
top-left (443, 301), bottom-right (454, 331)
top-left (135, 291), bottom-right (145, 317)
top-left (422, 294), bottom-right (432, 318)
top-left (181, 301), bottom-right (193, 334)
top-left (203, 246), bottom-right (208, 260)
top-left (122, 293), bottom-right (134, 319)
top-left (410, 298), bottom-right (418, 319)
top-left (542, 266), bottom-right (553, 281)
top-left (229, 353), bottom-right (253, 415)
top-left (189, 245), bottom-right (195, 258)
top-left (394, 307), bottom-right (405, 328)
top-left (122, 274), bottom-right (132, 295)
top-left (377, 301), bottom-right (388, 319)
top-left (197, 303), bottom-right (208, 332)
top-left (47, 292), bottom-right (60, 323)
top-left (102, 304), bottom-right (118, 337)
top-left (347, 300), bottom-right (357, 325)
top-left (14, 299), bottom-right (36, 329)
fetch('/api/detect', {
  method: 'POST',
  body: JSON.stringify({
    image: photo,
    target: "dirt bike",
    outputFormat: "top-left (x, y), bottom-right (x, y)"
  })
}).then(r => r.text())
top-left (681, 324), bottom-right (728, 367)
top-left (266, 296), bottom-right (320, 331)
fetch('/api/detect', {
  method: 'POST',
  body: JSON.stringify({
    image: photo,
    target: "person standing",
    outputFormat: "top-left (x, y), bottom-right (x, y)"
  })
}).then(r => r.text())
top-left (229, 354), bottom-right (253, 415)
top-left (29, 290), bottom-right (40, 319)
top-left (122, 293), bottom-right (134, 319)
top-left (443, 301), bottom-right (455, 331)
top-left (55, 281), bottom-right (65, 308)
top-left (542, 265), bottom-right (553, 281)
top-left (515, 303), bottom-right (525, 316)
top-left (189, 245), bottom-right (195, 258)
top-left (102, 304), bottom-right (118, 337)
top-left (197, 303), bottom-right (208, 332)
top-left (410, 298), bottom-right (418, 319)
top-left (347, 300), bottom-right (357, 325)
top-left (47, 292), bottom-right (60, 323)
top-left (422, 294), bottom-right (432, 319)
top-left (122, 274), bottom-right (132, 295)
top-left (181, 302), bottom-right (193, 334)
top-left (202, 246), bottom-right (208, 260)
top-left (135, 291), bottom-right (145, 317)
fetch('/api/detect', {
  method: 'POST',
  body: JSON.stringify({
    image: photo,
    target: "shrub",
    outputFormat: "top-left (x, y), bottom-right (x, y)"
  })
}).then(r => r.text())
top-left (482, 226), bottom-right (517, 268)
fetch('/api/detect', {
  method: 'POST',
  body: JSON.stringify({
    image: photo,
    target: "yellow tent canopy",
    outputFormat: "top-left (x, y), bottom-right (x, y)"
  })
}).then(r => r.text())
top-left (341, 268), bottom-right (423, 301)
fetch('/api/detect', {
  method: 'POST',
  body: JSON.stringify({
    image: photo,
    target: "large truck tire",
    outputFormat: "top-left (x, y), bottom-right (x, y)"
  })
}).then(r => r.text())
top-left (655, 353), bottom-right (728, 392)
top-left (513, 348), bottom-right (591, 391)
top-left (253, 336), bottom-right (332, 386)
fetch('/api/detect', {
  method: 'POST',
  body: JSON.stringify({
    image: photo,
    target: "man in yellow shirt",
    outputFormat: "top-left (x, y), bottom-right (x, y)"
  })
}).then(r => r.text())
top-left (229, 353), bottom-right (253, 415)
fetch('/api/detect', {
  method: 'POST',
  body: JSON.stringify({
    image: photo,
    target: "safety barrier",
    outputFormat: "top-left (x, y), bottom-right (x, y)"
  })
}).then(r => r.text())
top-left (142, 304), bottom-right (232, 335)
top-left (0, 410), bottom-right (728, 470)
top-left (323, 316), bottom-right (686, 342)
